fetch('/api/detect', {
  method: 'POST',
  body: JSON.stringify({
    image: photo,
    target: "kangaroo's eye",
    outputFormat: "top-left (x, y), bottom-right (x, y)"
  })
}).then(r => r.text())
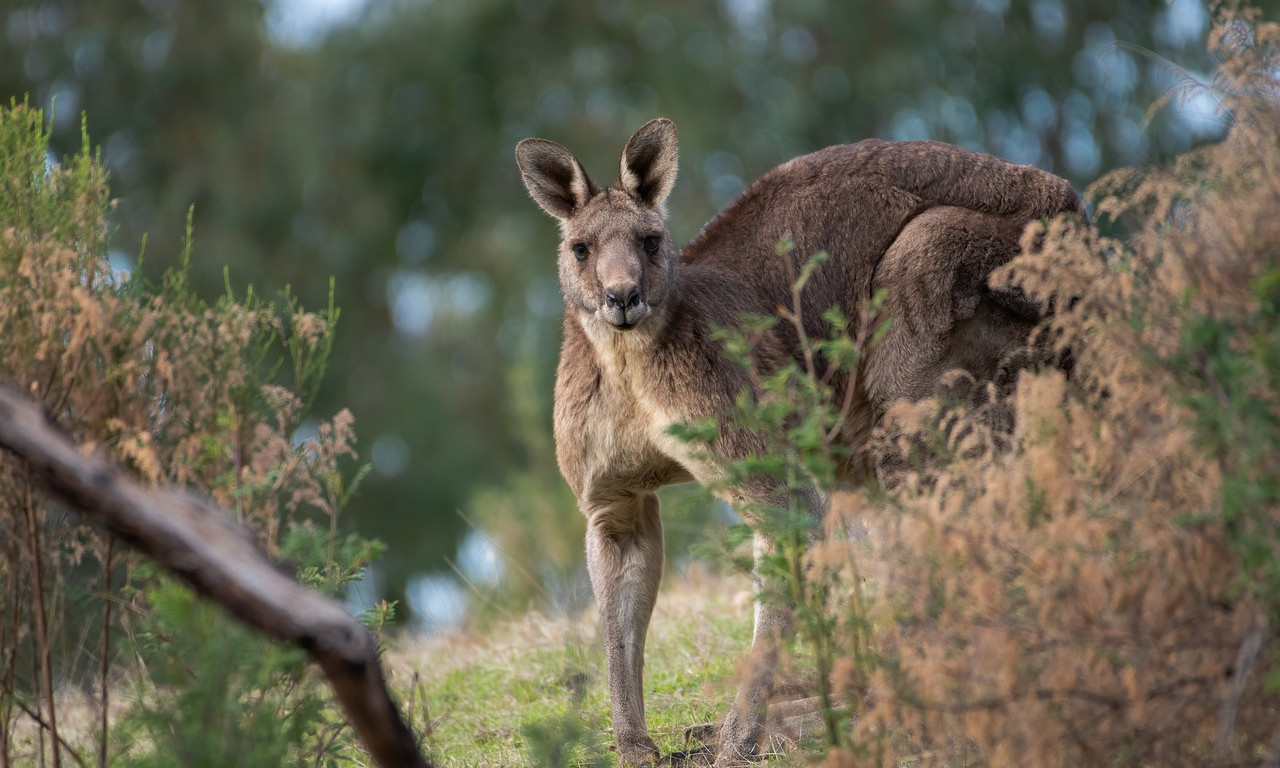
top-left (571, 243), bottom-right (589, 261)
top-left (642, 235), bottom-right (661, 256)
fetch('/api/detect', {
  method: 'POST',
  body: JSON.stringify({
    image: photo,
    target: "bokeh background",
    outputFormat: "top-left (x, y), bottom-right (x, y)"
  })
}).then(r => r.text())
top-left (1, 0), bottom-right (1265, 628)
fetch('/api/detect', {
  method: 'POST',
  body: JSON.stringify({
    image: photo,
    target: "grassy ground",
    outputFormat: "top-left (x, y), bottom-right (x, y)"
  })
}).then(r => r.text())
top-left (387, 567), bottom-right (761, 767)
top-left (11, 564), bottom-right (825, 767)
top-left (8, 567), bottom-right (787, 768)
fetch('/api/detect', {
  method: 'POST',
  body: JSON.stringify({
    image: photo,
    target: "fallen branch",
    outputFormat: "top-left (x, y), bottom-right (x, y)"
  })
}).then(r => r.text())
top-left (0, 385), bottom-right (432, 768)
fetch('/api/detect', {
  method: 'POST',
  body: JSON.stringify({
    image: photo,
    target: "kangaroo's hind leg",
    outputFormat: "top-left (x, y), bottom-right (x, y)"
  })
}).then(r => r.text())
top-left (713, 531), bottom-right (790, 765)
top-left (715, 487), bottom-right (826, 766)
top-left (863, 204), bottom-right (1052, 409)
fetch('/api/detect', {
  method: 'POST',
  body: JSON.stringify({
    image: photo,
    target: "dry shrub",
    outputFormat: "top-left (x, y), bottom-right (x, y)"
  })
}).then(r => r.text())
top-left (0, 112), bottom-right (355, 545)
top-left (0, 103), bottom-right (366, 765)
top-left (835, 6), bottom-right (1280, 766)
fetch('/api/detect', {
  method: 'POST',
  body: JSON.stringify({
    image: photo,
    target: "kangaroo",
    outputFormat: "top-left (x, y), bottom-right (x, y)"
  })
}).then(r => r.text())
top-left (515, 118), bottom-right (1083, 766)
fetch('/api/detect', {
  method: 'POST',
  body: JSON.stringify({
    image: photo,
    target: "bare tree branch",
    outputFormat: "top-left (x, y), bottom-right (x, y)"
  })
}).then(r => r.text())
top-left (0, 386), bottom-right (432, 768)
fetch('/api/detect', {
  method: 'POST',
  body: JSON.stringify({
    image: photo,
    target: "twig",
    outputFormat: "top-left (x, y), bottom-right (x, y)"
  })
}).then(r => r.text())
top-left (21, 469), bottom-right (60, 768)
top-left (0, 527), bottom-right (14, 767)
top-left (98, 534), bottom-right (113, 768)
top-left (0, 680), bottom-right (89, 768)
top-left (1218, 616), bottom-right (1269, 759)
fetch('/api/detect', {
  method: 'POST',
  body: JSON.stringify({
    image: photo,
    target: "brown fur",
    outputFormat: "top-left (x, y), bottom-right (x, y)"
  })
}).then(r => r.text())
top-left (515, 119), bottom-right (1083, 766)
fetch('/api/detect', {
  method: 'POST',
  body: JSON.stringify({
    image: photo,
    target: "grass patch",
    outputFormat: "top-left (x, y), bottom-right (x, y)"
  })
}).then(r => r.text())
top-left (390, 569), bottom-right (755, 767)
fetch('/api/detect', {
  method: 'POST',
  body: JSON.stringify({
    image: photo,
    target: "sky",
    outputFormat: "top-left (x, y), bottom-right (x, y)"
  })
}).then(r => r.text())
top-left (267, 0), bottom-right (370, 47)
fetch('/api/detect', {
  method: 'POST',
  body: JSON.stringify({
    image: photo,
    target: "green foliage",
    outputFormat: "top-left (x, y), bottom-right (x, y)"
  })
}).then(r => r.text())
top-left (520, 709), bottom-right (610, 768)
top-left (699, 249), bottom-right (888, 499)
top-left (283, 525), bottom-right (384, 595)
top-left (112, 525), bottom-right (381, 768)
top-left (1171, 259), bottom-right (1280, 622)
top-left (112, 579), bottom-right (334, 768)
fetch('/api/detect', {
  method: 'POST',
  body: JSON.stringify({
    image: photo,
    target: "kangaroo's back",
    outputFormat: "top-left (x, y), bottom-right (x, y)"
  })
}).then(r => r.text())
top-left (682, 139), bottom-right (1083, 328)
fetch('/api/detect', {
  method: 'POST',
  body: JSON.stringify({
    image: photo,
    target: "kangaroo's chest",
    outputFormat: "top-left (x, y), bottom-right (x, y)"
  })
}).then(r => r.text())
top-left (593, 372), bottom-right (686, 464)
top-left (598, 358), bottom-right (704, 476)
top-left (556, 332), bottom-right (713, 502)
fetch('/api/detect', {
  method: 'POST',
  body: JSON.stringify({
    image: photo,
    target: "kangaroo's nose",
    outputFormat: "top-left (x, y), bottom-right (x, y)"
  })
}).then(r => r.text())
top-left (605, 286), bottom-right (641, 310)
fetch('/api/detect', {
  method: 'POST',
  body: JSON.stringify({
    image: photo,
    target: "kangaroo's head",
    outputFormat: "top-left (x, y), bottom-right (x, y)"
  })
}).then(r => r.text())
top-left (516, 118), bottom-right (680, 333)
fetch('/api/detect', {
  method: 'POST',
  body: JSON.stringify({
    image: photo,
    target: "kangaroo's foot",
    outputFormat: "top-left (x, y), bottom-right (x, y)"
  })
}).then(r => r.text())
top-left (688, 694), bottom-right (826, 765)
top-left (712, 703), bottom-right (765, 767)
top-left (614, 730), bottom-right (662, 767)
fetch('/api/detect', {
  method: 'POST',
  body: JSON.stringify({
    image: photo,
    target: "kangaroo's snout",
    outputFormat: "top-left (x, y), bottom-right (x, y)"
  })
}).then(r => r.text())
top-left (605, 285), bottom-right (641, 310)
top-left (602, 283), bottom-right (648, 329)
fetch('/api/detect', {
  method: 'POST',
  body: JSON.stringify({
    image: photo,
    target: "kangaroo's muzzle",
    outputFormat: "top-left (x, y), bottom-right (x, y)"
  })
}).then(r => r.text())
top-left (602, 283), bottom-right (649, 329)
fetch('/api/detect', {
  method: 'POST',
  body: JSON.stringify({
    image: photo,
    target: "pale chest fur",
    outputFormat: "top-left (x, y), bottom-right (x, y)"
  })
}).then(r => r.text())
top-left (557, 323), bottom-right (713, 505)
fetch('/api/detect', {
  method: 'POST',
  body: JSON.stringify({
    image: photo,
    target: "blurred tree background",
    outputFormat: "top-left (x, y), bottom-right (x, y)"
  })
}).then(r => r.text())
top-left (1, 0), bottom-right (1268, 626)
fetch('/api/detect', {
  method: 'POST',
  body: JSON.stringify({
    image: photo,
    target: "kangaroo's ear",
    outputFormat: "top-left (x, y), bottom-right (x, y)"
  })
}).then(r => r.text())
top-left (618, 118), bottom-right (678, 210)
top-left (515, 138), bottom-right (599, 220)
